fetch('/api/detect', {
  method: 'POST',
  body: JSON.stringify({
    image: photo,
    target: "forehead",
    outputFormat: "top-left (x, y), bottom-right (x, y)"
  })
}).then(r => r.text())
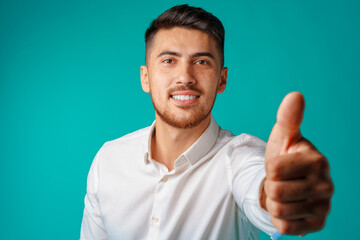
top-left (149, 27), bottom-right (218, 58)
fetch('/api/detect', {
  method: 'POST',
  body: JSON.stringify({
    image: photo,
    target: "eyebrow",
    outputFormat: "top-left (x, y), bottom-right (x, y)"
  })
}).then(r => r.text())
top-left (192, 52), bottom-right (215, 60)
top-left (157, 51), bottom-right (181, 58)
top-left (157, 50), bottom-right (215, 60)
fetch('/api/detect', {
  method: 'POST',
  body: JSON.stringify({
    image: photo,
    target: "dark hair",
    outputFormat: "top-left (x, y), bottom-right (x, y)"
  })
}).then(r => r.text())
top-left (145, 4), bottom-right (225, 66)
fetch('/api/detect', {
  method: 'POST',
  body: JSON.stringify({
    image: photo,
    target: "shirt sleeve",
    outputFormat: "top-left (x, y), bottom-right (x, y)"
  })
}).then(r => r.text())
top-left (80, 148), bottom-right (108, 240)
top-left (228, 135), bottom-right (279, 238)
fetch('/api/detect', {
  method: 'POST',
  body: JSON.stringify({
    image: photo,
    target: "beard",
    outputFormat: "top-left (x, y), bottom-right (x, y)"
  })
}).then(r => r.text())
top-left (150, 85), bottom-right (217, 129)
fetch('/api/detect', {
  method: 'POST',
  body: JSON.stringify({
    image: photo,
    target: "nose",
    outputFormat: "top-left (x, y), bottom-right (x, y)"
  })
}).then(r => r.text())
top-left (176, 62), bottom-right (195, 85)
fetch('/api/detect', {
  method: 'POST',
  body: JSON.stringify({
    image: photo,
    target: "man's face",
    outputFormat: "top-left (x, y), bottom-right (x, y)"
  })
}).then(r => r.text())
top-left (141, 27), bottom-right (228, 128)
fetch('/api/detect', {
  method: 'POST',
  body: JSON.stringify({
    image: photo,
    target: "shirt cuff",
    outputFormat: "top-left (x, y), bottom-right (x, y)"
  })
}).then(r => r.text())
top-left (271, 232), bottom-right (282, 239)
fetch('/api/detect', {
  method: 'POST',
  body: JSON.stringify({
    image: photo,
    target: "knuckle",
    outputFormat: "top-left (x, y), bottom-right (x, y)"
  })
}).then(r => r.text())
top-left (312, 154), bottom-right (328, 171)
top-left (314, 201), bottom-right (329, 215)
top-left (324, 181), bottom-right (334, 195)
top-left (268, 182), bottom-right (281, 200)
top-left (267, 160), bottom-right (281, 179)
top-left (271, 183), bottom-right (283, 200)
top-left (324, 200), bottom-right (332, 214)
top-left (277, 220), bottom-right (292, 234)
top-left (321, 200), bottom-right (331, 213)
top-left (269, 201), bottom-right (284, 218)
top-left (328, 181), bottom-right (335, 195)
top-left (316, 181), bottom-right (334, 197)
top-left (310, 217), bottom-right (326, 231)
top-left (319, 219), bottom-right (327, 230)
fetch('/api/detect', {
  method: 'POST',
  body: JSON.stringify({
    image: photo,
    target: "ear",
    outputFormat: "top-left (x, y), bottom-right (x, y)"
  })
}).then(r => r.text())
top-left (140, 65), bottom-right (150, 93)
top-left (217, 67), bottom-right (228, 94)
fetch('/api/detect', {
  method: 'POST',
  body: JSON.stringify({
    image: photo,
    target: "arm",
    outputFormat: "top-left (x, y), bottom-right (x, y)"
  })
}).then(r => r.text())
top-left (80, 150), bottom-right (108, 240)
top-left (229, 136), bottom-right (279, 237)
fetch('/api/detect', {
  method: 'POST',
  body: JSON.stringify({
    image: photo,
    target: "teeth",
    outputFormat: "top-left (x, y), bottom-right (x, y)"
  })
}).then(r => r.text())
top-left (172, 95), bottom-right (198, 101)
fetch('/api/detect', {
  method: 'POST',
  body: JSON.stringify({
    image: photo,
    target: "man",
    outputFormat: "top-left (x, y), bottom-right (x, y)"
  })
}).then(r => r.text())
top-left (80, 4), bottom-right (333, 240)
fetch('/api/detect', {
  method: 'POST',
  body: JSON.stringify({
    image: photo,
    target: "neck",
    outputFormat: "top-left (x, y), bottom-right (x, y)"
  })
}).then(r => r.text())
top-left (151, 115), bottom-right (211, 171)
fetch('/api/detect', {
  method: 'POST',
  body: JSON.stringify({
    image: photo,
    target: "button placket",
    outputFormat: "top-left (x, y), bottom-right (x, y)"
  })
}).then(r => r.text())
top-left (151, 216), bottom-right (159, 223)
top-left (162, 176), bottom-right (168, 182)
top-left (148, 182), bottom-right (161, 239)
top-left (148, 172), bottom-right (172, 239)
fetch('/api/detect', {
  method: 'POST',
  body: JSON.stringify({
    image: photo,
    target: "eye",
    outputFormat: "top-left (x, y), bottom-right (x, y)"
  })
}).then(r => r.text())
top-left (162, 59), bottom-right (175, 64)
top-left (195, 60), bottom-right (209, 65)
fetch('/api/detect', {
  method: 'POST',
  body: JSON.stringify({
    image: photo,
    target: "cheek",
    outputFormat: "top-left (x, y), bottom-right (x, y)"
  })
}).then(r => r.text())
top-left (150, 69), bottom-right (173, 86)
top-left (149, 79), bottom-right (169, 101)
top-left (194, 67), bottom-right (216, 77)
top-left (197, 74), bottom-right (221, 92)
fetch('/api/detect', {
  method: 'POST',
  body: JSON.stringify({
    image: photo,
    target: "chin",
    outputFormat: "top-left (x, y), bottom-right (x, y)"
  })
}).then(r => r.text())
top-left (156, 108), bottom-right (211, 129)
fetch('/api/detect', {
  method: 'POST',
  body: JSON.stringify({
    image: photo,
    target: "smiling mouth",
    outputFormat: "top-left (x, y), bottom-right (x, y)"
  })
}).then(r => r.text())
top-left (170, 95), bottom-right (200, 101)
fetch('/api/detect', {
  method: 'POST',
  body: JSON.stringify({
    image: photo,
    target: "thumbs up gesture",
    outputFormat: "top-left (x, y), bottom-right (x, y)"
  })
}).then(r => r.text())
top-left (260, 92), bottom-right (334, 235)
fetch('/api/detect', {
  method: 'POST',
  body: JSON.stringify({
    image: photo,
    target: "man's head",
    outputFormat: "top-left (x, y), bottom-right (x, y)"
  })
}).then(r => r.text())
top-left (145, 4), bottom-right (225, 67)
top-left (141, 5), bottom-right (228, 129)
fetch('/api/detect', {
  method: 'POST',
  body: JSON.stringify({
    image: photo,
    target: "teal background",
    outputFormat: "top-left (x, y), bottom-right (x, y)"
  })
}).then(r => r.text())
top-left (1, 0), bottom-right (359, 239)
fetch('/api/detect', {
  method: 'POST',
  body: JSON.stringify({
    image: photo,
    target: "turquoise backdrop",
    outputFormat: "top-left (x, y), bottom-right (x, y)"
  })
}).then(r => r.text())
top-left (1, 0), bottom-right (359, 239)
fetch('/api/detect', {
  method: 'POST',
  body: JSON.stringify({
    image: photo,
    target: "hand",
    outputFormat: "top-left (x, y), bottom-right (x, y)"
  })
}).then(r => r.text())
top-left (260, 92), bottom-right (334, 236)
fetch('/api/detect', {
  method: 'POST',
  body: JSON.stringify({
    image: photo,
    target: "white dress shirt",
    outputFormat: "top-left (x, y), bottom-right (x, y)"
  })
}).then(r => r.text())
top-left (80, 116), bottom-right (279, 240)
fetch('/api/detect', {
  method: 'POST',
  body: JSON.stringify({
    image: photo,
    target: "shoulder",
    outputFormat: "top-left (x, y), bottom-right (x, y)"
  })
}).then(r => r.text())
top-left (218, 128), bottom-right (266, 148)
top-left (98, 126), bottom-right (151, 155)
top-left (218, 129), bottom-right (266, 146)
top-left (217, 129), bottom-right (266, 159)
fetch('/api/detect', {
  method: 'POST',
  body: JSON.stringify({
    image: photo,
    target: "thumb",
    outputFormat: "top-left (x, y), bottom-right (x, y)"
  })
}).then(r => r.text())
top-left (265, 91), bottom-right (305, 159)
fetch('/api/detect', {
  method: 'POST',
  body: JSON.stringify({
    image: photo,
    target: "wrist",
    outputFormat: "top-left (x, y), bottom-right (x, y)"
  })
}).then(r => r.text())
top-left (259, 177), bottom-right (267, 211)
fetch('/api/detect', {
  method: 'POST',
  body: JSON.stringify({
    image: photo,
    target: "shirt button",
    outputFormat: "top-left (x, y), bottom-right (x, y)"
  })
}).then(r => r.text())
top-left (162, 176), bottom-right (168, 182)
top-left (152, 216), bottom-right (159, 223)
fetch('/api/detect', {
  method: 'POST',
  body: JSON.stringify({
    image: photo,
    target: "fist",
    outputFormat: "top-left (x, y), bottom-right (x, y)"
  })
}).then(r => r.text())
top-left (261, 92), bottom-right (334, 236)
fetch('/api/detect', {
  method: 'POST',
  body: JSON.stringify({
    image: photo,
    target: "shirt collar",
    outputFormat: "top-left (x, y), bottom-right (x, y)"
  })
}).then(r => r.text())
top-left (182, 115), bottom-right (219, 165)
top-left (144, 120), bottom-right (156, 164)
top-left (144, 115), bottom-right (220, 166)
